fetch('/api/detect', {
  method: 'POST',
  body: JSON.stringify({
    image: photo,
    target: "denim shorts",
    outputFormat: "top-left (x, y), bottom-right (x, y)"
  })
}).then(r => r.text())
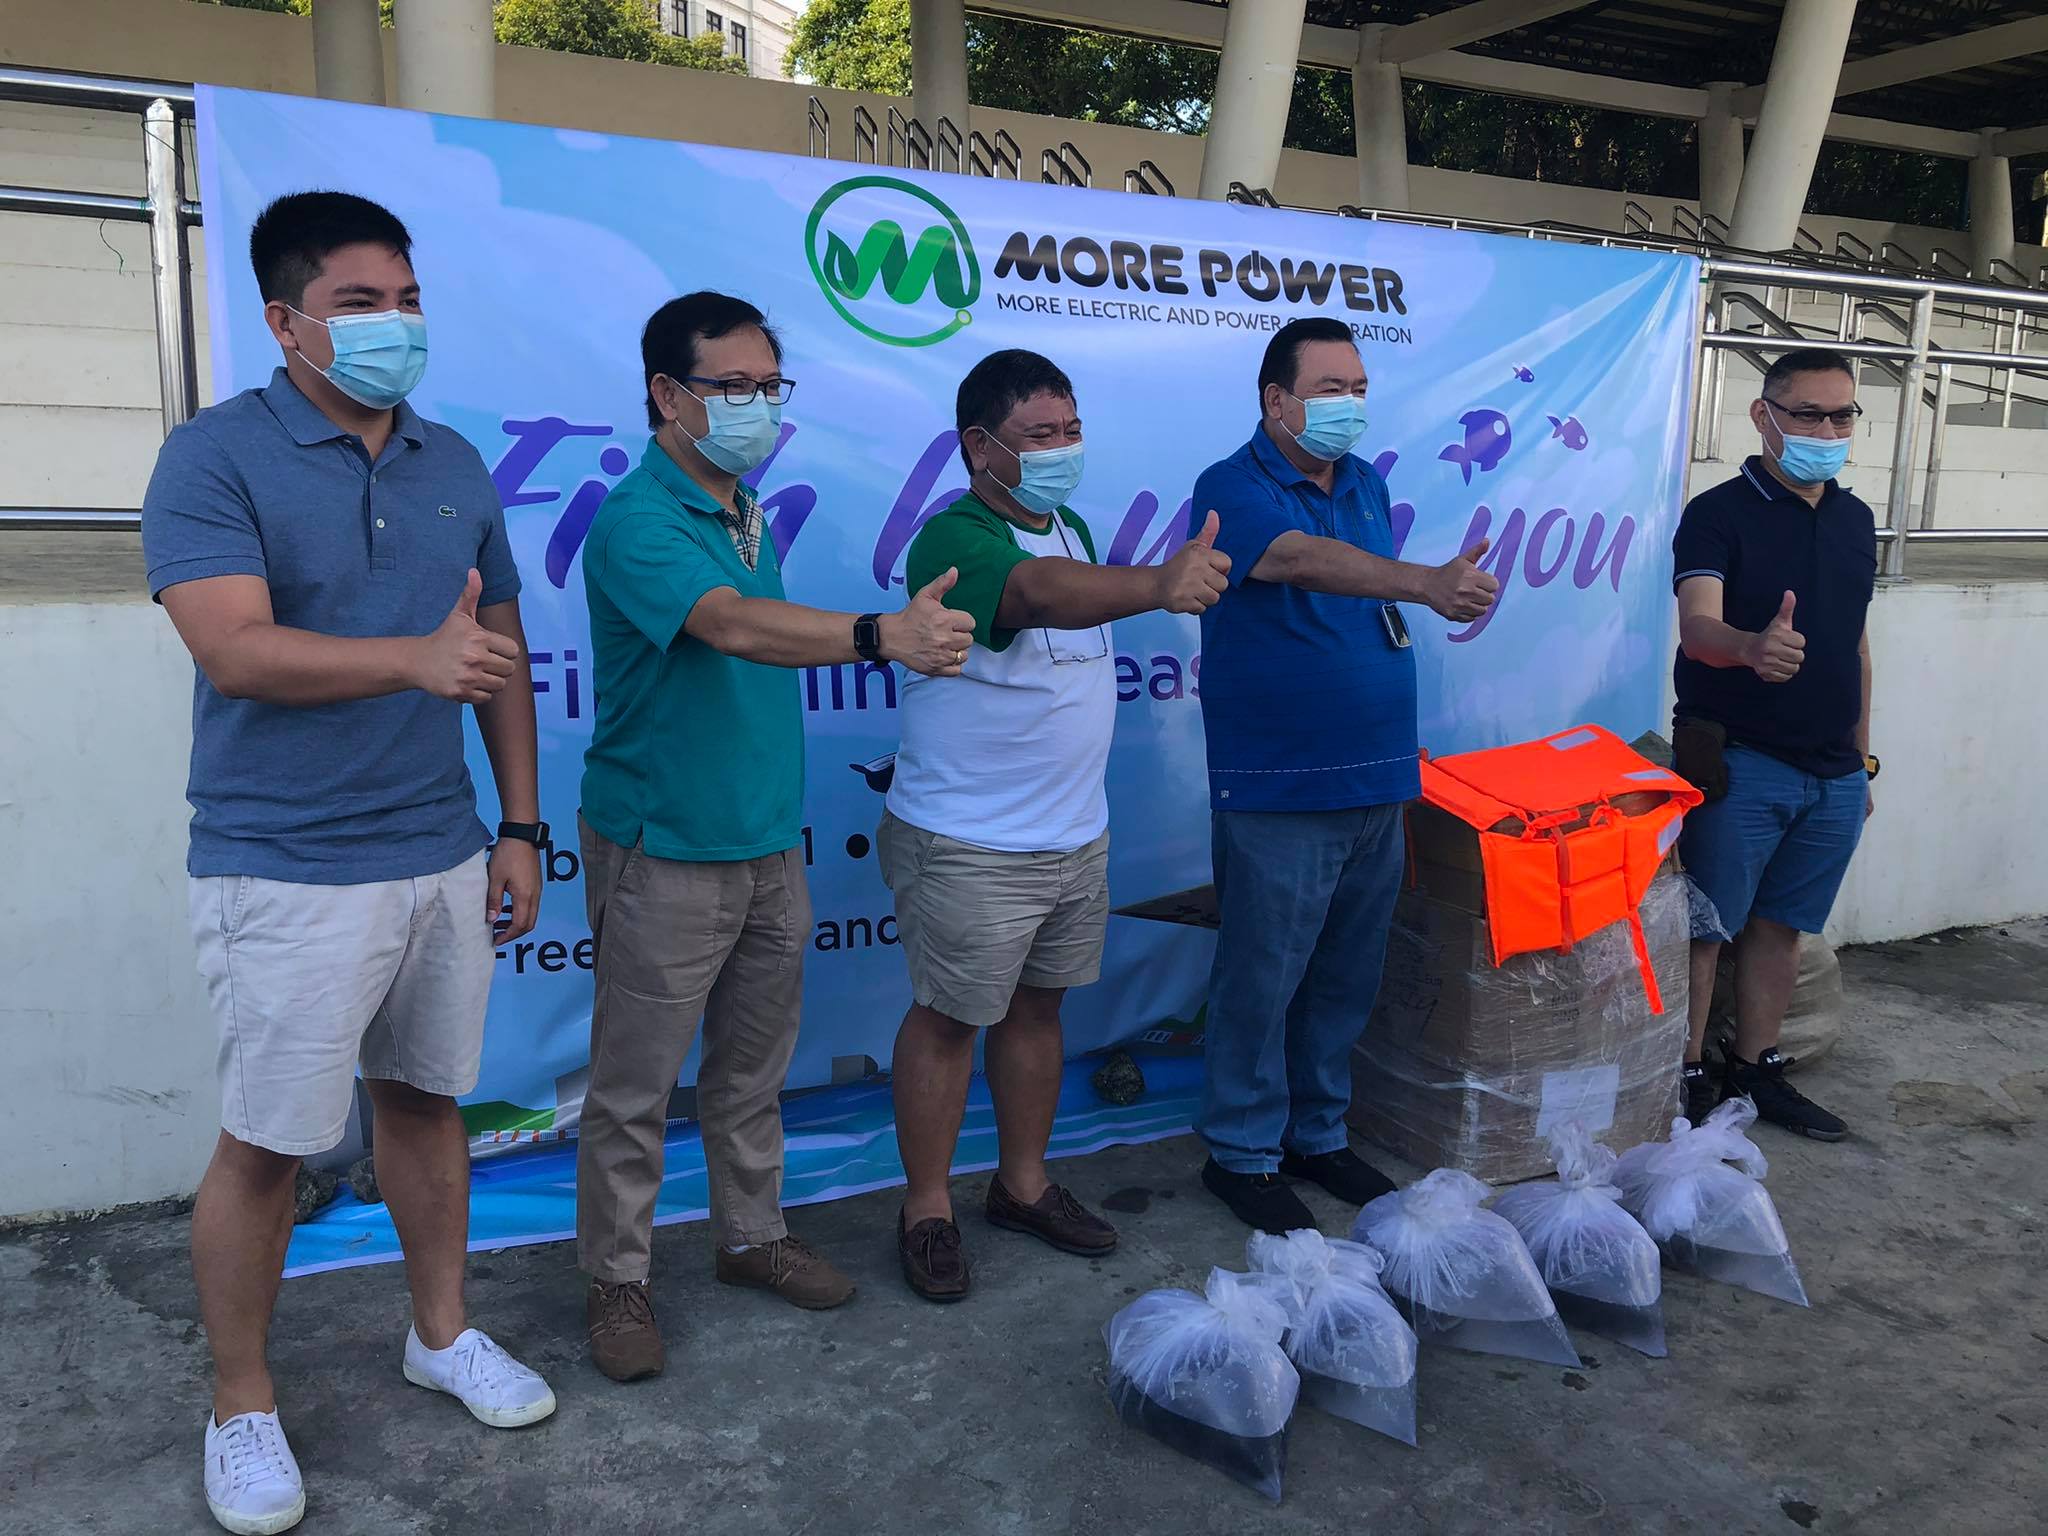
top-left (1678, 745), bottom-right (1866, 936)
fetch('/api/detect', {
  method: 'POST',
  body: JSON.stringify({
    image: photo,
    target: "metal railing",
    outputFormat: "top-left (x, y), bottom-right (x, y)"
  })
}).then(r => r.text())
top-left (5, 66), bottom-right (2046, 581)
top-left (967, 127), bottom-right (1021, 179)
top-left (1123, 159), bottom-right (1174, 197)
top-left (0, 67), bottom-right (198, 439)
top-left (933, 115), bottom-right (963, 175)
top-left (1622, 199), bottom-right (1653, 237)
top-left (1699, 257), bottom-right (2048, 577)
top-left (805, 95), bottom-right (829, 159)
top-left (1040, 141), bottom-right (1090, 188)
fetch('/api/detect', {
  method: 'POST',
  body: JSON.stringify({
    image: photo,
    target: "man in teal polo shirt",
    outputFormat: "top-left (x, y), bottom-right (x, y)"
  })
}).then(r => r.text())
top-left (576, 291), bottom-right (971, 1381)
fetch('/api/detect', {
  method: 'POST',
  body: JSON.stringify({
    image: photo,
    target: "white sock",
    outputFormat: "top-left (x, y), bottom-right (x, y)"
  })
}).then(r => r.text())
top-left (723, 1243), bottom-right (754, 1254)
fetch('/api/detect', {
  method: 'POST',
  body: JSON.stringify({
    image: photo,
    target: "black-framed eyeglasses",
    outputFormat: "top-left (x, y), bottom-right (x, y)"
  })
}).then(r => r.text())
top-left (1764, 398), bottom-right (1861, 429)
top-left (683, 375), bottom-right (797, 406)
top-left (1041, 514), bottom-right (1109, 665)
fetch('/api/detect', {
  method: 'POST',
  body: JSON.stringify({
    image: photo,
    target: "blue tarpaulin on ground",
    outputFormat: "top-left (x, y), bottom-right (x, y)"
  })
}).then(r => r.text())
top-left (283, 1056), bottom-right (1201, 1277)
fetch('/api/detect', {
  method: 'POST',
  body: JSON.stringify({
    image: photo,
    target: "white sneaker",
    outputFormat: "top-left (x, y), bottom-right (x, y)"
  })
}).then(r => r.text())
top-left (401, 1325), bottom-right (557, 1428)
top-left (203, 1409), bottom-right (306, 1535)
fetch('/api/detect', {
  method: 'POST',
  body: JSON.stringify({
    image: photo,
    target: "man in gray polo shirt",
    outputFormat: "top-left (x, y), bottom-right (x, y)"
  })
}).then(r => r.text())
top-left (143, 192), bottom-right (554, 1536)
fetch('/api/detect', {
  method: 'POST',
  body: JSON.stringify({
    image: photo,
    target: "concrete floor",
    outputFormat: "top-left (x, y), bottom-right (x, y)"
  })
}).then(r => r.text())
top-left (2, 922), bottom-right (2044, 1536)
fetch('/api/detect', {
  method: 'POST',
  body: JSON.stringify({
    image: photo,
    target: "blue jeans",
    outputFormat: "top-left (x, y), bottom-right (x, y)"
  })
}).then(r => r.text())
top-left (1680, 745), bottom-right (1866, 935)
top-left (1197, 805), bottom-right (1405, 1175)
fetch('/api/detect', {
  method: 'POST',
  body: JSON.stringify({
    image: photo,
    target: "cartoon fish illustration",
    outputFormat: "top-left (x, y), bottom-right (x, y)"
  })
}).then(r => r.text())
top-left (849, 753), bottom-right (897, 793)
top-left (1512, 366), bottom-right (1535, 383)
top-left (1439, 408), bottom-right (1512, 484)
top-left (1547, 414), bottom-right (1590, 451)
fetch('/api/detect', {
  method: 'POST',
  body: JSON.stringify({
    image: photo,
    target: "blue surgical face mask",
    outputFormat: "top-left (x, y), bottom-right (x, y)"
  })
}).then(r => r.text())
top-left (1287, 390), bottom-right (1369, 461)
top-left (1764, 403), bottom-right (1849, 485)
top-left (678, 384), bottom-right (782, 475)
top-left (290, 306), bottom-right (428, 409)
top-left (986, 434), bottom-right (1085, 517)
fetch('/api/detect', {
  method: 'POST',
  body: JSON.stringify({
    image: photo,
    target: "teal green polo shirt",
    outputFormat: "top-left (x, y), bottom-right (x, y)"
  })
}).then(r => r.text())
top-left (579, 439), bottom-right (802, 862)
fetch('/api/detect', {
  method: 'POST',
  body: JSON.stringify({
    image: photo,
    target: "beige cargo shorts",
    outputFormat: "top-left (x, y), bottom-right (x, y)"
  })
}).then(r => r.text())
top-left (877, 809), bottom-right (1109, 1027)
top-left (187, 850), bottom-right (493, 1156)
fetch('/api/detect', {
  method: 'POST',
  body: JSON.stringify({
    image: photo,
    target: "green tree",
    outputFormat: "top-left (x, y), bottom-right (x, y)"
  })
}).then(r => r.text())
top-left (786, 0), bottom-right (911, 93)
top-left (493, 0), bottom-right (742, 72)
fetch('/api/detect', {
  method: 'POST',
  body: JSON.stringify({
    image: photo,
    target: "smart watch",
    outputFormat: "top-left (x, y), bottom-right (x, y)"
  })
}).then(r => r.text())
top-left (853, 613), bottom-right (884, 663)
top-left (496, 820), bottom-right (550, 846)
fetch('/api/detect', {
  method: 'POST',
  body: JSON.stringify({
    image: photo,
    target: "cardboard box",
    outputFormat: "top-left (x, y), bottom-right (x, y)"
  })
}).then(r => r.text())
top-left (1347, 871), bottom-right (1690, 1183)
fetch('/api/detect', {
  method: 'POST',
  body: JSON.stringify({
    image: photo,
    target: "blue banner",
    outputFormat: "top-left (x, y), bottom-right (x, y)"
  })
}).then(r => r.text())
top-left (195, 87), bottom-right (1700, 1156)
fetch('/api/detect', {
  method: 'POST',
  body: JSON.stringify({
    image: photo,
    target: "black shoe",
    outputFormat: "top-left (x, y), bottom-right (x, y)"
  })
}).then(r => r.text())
top-left (1681, 1059), bottom-right (1717, 1127)
top-left (1278, 1146), bottom-right (1395, 1207)
top-left (1201, 1157), bottom-right (1317, 1235)
top-left (1724, 1048), bottom-right (1846, 1141)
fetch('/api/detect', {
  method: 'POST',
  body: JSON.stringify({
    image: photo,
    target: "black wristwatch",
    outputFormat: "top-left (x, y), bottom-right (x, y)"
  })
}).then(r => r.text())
top-left (1863, 754), bottom-right (1880, 780)
top-left (853, 612), bottom-right (884, 663)
top-left (496, 820), bottom-right (550, 846)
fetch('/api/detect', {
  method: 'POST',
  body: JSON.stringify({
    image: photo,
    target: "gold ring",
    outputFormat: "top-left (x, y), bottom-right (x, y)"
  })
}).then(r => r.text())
top-left (956, 649), bottom-right (967, 664)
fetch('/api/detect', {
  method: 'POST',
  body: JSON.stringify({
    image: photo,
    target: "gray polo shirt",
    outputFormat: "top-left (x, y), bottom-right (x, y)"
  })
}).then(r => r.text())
top-left (142, 369), bottom-right (521, 884)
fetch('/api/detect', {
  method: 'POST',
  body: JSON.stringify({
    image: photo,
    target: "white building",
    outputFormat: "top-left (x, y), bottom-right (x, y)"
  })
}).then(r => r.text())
top-left (657, 0), bottom-right (803, 81)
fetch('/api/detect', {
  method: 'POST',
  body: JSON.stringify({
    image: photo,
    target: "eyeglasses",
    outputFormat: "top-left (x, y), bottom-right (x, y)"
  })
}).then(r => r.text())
top-left (683, 375), bottom-right (797, 405)
top-left (1764, 398), bottom-right (1861, 429)
top-left (1042, 516), bottom-right (1110, 664)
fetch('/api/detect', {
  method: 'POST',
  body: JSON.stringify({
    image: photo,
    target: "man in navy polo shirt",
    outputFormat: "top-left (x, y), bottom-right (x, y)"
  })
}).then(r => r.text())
top-left (1671, 348), bottom-right (1877, 1141)
top-left (143, 192), bottom-right (554, 1535)
top-left (1192, 317), bottom-right (1498, 1233)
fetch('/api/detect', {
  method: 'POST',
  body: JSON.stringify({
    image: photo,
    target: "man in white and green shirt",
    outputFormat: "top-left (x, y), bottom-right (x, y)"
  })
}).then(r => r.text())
top-left (882, 348), bottom-right (1231, 1301)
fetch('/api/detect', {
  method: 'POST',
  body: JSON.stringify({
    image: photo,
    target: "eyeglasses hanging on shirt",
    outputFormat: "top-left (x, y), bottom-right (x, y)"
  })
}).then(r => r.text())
top-left (1039, 514), bottom-right (1110, 664)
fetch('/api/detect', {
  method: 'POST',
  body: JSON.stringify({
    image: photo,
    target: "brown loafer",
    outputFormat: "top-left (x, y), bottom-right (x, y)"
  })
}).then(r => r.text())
top-left (715, 1234), bottom-right (856, 1311)
top-left (898, 1209), bottom-right (971, 1302)
top-left (985, 1176), bottom-right (1119, 1256)
top-left (587, 1279), bottom-right (664, 1383)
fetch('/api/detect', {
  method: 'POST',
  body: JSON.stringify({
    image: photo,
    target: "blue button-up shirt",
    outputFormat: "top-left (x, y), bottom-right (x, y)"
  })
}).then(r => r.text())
top-left (142, 369), bottom-right (521, 883)
top-left (1195, 426), bottom-right (1420, 812)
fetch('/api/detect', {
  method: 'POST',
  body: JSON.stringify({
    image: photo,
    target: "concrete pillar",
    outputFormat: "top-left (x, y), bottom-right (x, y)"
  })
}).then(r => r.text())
top-left (1351, 23), bottom-right (1410, 211)
top-left (312, 0), bottom-right (386, 105)
top-left (1699, 80), bottom-right (1744, 230)
top-left (1197, 0), bottom-right (1308, 202)
top-left (909, 0), bottom-right (969, 138)
top-left (1728, 0), bottom-right (1854, 253)
top-left (394, 0), bottom-right (495, 120)
top-left (1967, 132), bottom-right (2016, 280)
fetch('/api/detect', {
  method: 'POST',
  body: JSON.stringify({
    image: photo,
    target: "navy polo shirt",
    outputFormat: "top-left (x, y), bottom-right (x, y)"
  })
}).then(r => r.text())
top-left (1195, 427), bottom-right (1420, 812)
top-left (142, 368), bottom-right (522, 883)
top-left (1671, 455), bottom-right (1875, 779)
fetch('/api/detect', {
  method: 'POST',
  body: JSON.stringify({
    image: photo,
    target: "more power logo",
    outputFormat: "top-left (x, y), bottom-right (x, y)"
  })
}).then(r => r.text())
top-left (806, 175), bottom-right (981, 347)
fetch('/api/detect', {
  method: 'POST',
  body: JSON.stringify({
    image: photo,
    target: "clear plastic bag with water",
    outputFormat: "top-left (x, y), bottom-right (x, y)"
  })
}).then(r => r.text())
top-left (1245, 1229), bottom-right (1419, 1446)
top-left (1102, 1268), bottom-right (1300, 1501)
top-left (1612, 1098), bottom-right (1809, 1307)
top-left (1493, 1121), bottom-right (1668, 1356)
top-left (1350, 1168), bottom-right (1581, 1367)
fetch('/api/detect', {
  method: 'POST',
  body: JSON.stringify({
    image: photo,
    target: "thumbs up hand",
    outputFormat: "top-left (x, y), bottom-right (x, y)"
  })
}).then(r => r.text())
top-left (1151, 509), bottom-right (1232, 615)
top-left (883, 566), bottom-right (978, 677)
top-left (1747, 590), bottom-right (1806, 683)
top-left (1424, 538), bottom-right (1500, 622)
top-left (416, 568), bottom-right (521, 702)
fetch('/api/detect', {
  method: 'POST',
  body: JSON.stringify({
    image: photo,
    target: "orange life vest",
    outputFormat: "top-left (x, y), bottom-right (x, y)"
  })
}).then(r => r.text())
top-left (1417, 725), bottom-right (1703, 1013)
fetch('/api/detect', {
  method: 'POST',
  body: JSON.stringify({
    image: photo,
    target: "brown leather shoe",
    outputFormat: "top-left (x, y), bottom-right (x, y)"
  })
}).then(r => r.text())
top-left (898, 1209), bottom-right (970, 1302)
top-left (985, 1176), bottom-right (1119, 1256)
top-left (587, 1279), bottom-right (664, 1383)
top-left (715, 1235), bottom-right (856, 1310)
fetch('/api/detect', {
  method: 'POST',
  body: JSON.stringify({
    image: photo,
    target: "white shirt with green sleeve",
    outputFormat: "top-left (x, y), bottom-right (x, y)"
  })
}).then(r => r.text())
top-left (886, 492), bottom-right (1116, 854)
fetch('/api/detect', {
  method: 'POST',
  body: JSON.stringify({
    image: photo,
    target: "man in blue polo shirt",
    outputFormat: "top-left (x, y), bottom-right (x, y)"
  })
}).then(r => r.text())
top-left (1671, 348), bottom-right (1877, 1141)
top-left (143, 191), bottom-right (554, 1535)
top-left (1192, 317), bottom-right (1498, 1233)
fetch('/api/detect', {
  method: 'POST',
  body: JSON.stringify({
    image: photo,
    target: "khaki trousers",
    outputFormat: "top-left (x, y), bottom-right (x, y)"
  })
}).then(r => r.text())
top-left (575, 815), bottom-right (811, 1281)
